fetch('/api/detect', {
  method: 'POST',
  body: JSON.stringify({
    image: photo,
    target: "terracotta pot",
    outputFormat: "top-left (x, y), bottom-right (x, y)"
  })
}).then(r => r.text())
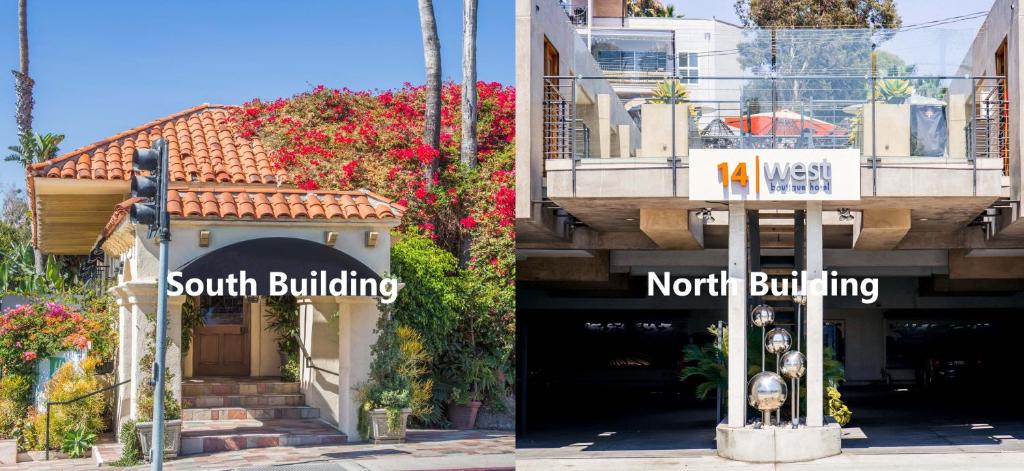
top-left (448, 400), bottom-right (482, 429)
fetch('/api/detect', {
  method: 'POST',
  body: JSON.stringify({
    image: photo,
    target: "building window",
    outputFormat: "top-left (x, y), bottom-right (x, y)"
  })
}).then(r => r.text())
top-left (677, 52), bottom-right (698, 84)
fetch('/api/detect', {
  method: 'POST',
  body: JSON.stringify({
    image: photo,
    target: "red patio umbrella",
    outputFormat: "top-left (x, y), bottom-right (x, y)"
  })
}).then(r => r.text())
top-left (723, 110), bottom-right (838, 136)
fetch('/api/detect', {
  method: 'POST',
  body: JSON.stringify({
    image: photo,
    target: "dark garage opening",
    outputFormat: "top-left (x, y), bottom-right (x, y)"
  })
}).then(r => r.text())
top-left (517, 308), bottom-right (721, 450)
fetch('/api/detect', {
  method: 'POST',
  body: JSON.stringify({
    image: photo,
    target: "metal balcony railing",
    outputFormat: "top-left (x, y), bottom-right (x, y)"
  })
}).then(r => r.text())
top-left (559, 0), bottom-right (588, 26)
top-left (541, 73), bottom-right (1010, 197)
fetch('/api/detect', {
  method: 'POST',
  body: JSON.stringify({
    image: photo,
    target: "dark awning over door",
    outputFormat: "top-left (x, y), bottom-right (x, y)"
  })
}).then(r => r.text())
top-left (176, 237), bottom-right (381, 295)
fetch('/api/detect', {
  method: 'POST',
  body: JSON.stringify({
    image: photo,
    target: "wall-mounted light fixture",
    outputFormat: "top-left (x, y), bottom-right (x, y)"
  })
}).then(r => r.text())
top-left (366, 231), bottom-right (379, 247)
top-left (324, 231), bottom-right (338, 246)
top-left (198, 230), bottom-right (210, 247)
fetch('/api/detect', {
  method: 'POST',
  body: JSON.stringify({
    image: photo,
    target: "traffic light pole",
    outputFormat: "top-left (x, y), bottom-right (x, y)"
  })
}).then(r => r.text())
top-left (150, 139), bottom-right (171, 470)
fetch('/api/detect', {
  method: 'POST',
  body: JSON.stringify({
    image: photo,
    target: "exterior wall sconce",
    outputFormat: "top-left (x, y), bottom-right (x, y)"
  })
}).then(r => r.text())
top-left (198, 230), bottom-right (210, 247)
top-left (366, 231), bottom-right (379, 247)
top-left (324, 231), bottom-right (338, 246)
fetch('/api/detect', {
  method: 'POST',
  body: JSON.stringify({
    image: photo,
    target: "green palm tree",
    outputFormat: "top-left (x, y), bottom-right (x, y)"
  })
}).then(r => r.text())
top-left (5, 131), bottom-right (64, 166)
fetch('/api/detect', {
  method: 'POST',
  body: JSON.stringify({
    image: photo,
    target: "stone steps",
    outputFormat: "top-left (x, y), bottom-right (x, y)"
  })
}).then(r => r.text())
top-left (182, 379), bottom-right (299, 396)
top-left (183, 393), bottom-right (306, 408)
top-left (181, 405), bottom-right (320, 421)
top-left (179, 418), bottom-right (347, 455)
top-left (179, 377), bottom-right (344, 455)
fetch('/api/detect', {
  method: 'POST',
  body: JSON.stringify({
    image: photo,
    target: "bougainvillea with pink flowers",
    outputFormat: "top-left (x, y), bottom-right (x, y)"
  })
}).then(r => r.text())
top-left (233, 83), bottom-right (515, 415)
top-left (0, 302), bottom-right (103, 377)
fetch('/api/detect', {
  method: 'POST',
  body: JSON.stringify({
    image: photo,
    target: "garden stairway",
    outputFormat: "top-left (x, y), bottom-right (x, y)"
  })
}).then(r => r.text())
top-left (179, 377), bottom-right (347, 455)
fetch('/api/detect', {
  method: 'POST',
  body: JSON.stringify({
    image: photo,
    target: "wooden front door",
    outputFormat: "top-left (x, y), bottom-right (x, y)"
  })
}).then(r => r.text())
top-left (193, 296), bottom-right (250, 376)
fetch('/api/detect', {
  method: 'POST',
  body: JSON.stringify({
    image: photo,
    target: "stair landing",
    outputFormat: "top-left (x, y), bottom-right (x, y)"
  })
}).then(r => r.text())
top-left (181, 377), bottom-right (346, 455)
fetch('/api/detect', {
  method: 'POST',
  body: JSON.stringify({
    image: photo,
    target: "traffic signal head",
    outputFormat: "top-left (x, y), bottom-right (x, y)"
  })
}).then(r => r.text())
top-left (129, 139), bottom-right (166, 231)
top-left (130, 201), bottom-right (159, 226)
top-left (131, 173), bottom-right (159, 198)
top-left (132, 147), bottom-right (160, 172)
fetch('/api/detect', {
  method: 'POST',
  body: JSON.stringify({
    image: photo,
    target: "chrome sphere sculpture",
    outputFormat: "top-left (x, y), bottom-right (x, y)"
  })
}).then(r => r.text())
top-left (748, 371), bottom-right (788, 426)
top-left (750, 304), bottom-right (775, 327)
top-left (764, 328), bottom-right (792, 355)
top-left (779, 350), bottom-right (806, 428)
top-left (779, 351), bottom-right (806, 380)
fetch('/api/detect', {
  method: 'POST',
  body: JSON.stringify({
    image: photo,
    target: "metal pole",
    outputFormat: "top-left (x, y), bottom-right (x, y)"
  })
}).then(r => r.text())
top-left (45, 408), bottom-right (50, 460)
top-left (670, 77), bottom-right (677, 196)
top-left (715, 319), bottom-right (723, 424)
top-left (775, 352), bottom-right (781, 425)
top-left (870, 34), bottom-right (878, 196)
top-left (791, 377), bottom-right (798, 428)
top-left (970, 77), bottom-right (977, 196)
top-left (571, 77), bottom-right (578, 197)
top-left (151, 139), bottom-right (171, 470)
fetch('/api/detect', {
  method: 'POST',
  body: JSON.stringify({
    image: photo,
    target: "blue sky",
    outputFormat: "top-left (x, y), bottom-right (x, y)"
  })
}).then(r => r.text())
top-left (0, 0), bottom-right (994, 191)
top-left (0, 1), bottom-right (513, 190)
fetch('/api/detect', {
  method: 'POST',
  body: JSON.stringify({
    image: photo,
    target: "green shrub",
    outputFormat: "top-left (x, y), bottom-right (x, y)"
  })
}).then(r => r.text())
top-left (110, 419), bottom-right (141, 467)
top-left (280, 356), bottom-right (300, 383)
top-left (60, 426), bottom-right (96, 458)
top-left (357, 323), bottom-right (433, 437)
top-left (0, 374), bottom-right (33, 439)
top-left (31, 358), bottom-right (106, 449)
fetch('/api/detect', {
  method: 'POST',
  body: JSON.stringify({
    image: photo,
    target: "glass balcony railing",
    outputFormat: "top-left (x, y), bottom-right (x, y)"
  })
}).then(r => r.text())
top-left (544, 75), bottom-right (1007, 161)
top-left (543, 27), bottom-right (1006, 168)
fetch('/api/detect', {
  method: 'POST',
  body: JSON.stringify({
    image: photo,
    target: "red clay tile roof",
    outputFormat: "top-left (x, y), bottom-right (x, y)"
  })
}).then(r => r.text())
top-left (166, 187), bottom-right (403, 220)
top-left (28, 104), bottom-right (287, 184)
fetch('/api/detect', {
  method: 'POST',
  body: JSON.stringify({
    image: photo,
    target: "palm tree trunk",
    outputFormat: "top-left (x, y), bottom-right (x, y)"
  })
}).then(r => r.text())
top-left (460, 0), bottom-right (478, 168)
top-left (418, 0), bottom-right (442, 186)
top-left (13, 0), bottom-right (33, 138)
top-left (458, 0), bottom-right (478, 268)
top-left (13, 0), bottom-right (42, 273)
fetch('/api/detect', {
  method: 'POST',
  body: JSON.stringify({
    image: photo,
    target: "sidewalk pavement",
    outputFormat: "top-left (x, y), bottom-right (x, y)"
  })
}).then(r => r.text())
top-left (516, 451), bottom-right (1024, 470)
top-left (0, 429), bottom-right (513, 471)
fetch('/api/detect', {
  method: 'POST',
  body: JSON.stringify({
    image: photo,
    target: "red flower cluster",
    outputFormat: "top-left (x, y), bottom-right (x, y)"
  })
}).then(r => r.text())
top-left (0, 302), bottom-right (101, 376)
top-left (232, 82), bottom-right (516, 266)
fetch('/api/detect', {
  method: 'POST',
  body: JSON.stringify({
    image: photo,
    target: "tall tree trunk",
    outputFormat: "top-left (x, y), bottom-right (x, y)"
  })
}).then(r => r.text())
top-left (460, 0), bottom-right (478, 168)
top-left (13, 0), bottom-right (32, 138)
top-left (458, 0), bottom-right (478, 268)
top-left (13, 0), bottom-right (42, 273)
top-left (418, 0), bottom-right (442, 186)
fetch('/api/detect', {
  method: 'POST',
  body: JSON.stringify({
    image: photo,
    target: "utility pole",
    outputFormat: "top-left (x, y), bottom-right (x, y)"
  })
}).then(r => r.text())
top-left (130, 138), bottom-right (171, 469)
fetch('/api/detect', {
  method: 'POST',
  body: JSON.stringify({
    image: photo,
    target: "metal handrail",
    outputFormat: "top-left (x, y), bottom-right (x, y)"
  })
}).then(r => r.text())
top-left (293, 333), bottom-right (339, 377)
top-left (45, 378), bottom-right (131, 460)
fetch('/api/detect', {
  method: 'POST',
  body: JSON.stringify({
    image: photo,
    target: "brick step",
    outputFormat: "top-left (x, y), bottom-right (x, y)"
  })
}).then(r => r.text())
top-left (180, 418), bottom-right (347, 455)
top-left (183, 393), bottom-right (305, 408)
top-left (182, 379), bottom-right (299, 397)
top-left (182, 405), bottom-right (320, 421)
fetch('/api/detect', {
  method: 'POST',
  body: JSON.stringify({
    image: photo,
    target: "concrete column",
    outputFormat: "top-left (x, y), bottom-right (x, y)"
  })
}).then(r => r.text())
top-left (166, 296), bottom-right (184, 402)
top-left (112, 290), bottom-right (132, 427)
top-left (806, 202), bottom-right (824, 427)
top-left (298, 297), bottom-right (340, 428)
top-left (727, 202), bottom-right (748, 427)
top-left (337, 298), bottom-right (380, 441)
top-left (597, 93), bottom-right (612, 158)
top-left (124, 282), bottom-right (157, 420)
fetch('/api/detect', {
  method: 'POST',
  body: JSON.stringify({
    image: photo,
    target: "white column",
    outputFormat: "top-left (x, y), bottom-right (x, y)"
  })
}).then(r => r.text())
top-left (337, 298), bottom-right (380, 441)
top-left (166, 296), bottom-right (184, 402)
top-left (112, 290), bottom-right (132, 427)
top-left (727, 202), bottom-right (748, 427)
top-left (806, 202), bottom-right (824, 427)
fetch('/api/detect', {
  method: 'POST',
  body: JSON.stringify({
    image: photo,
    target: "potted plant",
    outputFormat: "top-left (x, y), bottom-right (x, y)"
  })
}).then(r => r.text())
top-left (135, 326), bottom-right (182, 461)
top-left (446, 356), bottom-right (498, 430)
top-left (863, 78), bottom-right (914, 156)
top-left (447, 387), bottom-right (482, 430)
top-left (357, 323), bottom-right (432, 443)
top-left (640, 78), bottom-right (695, 158)
top-left (366, 389), bottom-right (412, 443)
